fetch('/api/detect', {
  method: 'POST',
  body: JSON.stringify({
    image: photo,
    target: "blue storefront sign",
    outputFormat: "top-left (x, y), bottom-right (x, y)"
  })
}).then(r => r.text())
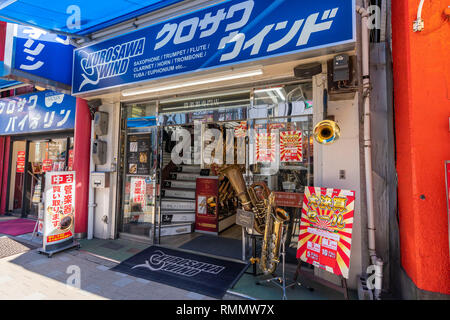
top-left (0, 90), bottom-right (76, 135)
top-left (1, 24), bottom-right (74, 89)
top-left (12, 25), bottom-right (75, 86)
top-left (73, 0), bottom-right (355, 95)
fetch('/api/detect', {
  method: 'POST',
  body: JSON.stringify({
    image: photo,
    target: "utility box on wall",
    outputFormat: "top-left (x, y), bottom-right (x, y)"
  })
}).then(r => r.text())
top-left (94, 111), bottom-right (109, 136)
top-left (91, 171), bottom-right (110, 188)
top-left (93, 139), bottom-right (107, 165)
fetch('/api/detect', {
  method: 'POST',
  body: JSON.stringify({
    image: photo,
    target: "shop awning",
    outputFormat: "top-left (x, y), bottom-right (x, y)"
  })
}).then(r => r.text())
top-left (0, 0), bottom-right (183, 36)
top-left (0, 79), bottom-right (22, 90)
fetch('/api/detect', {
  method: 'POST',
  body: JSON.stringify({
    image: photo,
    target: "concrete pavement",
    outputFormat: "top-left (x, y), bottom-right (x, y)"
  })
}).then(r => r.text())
top-left (0, 234), bottom-right (220, 300)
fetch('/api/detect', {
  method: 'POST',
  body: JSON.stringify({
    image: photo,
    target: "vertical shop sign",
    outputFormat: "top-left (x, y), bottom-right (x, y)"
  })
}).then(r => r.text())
top-left (43, 171), bottom-right (75, 250)
top-left (297, 186), bottom-right (355, 279)
top-left (16, 151), bottom-right (25, 173)
top-left (256, 132), bottom-right (275, 162)
top-left (280, 130), bottom-right (303, 162)
top-left (67, 149), bottom-right (74, 171)
top-left (195, 177), bottom-right (219, 233)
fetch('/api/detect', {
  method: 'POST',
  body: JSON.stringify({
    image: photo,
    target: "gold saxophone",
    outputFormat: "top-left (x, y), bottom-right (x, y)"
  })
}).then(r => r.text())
top-left (220, 165), bottom-right (290, 274)
top-left (260, 192), bottom-right (290, 274)
top-left (220, 165), bottom-right (270, 234)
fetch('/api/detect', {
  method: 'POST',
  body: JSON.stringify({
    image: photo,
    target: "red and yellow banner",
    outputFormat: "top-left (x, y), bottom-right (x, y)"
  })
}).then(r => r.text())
top-left (297, 186), bottom-right (355, 279)
top-left (280, 131), bottom-right (303, 162)
top-left (255, 132), bottom-right (275, 162)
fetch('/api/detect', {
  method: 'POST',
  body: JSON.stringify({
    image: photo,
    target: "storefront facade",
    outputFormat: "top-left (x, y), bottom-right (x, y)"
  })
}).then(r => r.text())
top-left (72, 0), bottom-right (371, 290)
top-left (0, 90), bottom-right (92, 237)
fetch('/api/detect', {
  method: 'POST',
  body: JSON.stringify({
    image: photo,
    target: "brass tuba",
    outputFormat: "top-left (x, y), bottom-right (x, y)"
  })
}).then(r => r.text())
top-left (260, 192), bottom-right (290, 274)
top-left (220, 165), bottom-right (270, 234)
top-left (313, 120), bottom-right (340, 145)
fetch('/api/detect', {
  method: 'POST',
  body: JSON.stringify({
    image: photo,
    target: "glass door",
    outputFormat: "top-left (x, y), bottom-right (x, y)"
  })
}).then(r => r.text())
top-left (119, 102), bottom-right (159, 242)
top-left (9, 137), bottom-right (72, 218)
top-left (9, 140), bottom-right (26, 214)
top-left (250, 82), bottom-right (314, 258)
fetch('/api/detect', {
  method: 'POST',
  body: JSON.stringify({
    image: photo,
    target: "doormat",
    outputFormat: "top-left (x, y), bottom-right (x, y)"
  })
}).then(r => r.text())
top-left (180, 235), bottom-right (243, 260)
top-left (111, 245), bottom-right (248, 299)
top-left (0, 218), bottom-right (36, 236)
top-left (0, 237), bottom-right (36, 259)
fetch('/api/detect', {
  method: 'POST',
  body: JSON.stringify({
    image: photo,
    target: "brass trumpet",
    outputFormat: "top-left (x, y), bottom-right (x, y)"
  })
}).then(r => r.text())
top-left (313, 120), bottom-right (340, 145)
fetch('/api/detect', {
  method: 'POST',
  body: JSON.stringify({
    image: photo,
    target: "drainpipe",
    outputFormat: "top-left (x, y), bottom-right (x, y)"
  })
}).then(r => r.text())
top-left (87, 119), bottom-right (96, 239)
top-left (357, 2), bottom-right (384, 300)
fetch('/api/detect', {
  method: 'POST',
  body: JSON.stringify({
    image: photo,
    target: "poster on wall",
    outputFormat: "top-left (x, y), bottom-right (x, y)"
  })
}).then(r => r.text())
top-left (234, 121), bottom-right (247, 138)
top-left (280, 131), bottom-right (303, 162)
top-left (130, 177), bottom-right (147, 207)
top-left (42, 171), bottom-right (76, 253)
top-left (256, 132), bottom-right (276, 162)
top-left (297, 186), bottom-right (355, 279)
top-left (16, 151), bottom-right (25, 173)
top-left (127, 135), bottom-right (151, 175)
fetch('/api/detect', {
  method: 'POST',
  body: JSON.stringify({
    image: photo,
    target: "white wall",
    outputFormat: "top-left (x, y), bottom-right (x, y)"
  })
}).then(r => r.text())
top-left (313, 69), bottom-right (363, 290)
top-left (92, 102), bottom-right (120, 239)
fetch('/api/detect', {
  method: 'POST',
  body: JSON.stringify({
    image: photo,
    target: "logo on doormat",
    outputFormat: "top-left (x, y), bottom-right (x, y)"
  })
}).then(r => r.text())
top-left (132, 250), bottom-right (225, 277)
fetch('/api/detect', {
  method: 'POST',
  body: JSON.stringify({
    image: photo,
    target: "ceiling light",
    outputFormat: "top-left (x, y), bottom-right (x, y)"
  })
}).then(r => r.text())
top-left (122, 69), bottom-right (263, 97)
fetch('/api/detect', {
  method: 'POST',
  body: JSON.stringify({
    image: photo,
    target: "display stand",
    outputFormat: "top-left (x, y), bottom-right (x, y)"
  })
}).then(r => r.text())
top-left (256, 233), bottom-right (297, 300)
top-left (38, 241), bottom-right (80, 258)
top-left (244, 233), bottom-right (263, 277)
top-left (293, 262), bottom-right (349, 299)
top-left (30, 219), bottom-right (39, 242)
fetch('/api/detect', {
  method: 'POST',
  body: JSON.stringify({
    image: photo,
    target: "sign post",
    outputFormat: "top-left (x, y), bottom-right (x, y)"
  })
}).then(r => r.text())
top-left (294, 186), bottom-right (356, 298)
top-left (38, 171), bottom-right (80, 257)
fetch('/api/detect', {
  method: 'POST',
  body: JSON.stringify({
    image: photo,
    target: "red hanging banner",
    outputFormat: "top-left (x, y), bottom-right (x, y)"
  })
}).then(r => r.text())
top-left (16, 151), bottom-right (25, 173)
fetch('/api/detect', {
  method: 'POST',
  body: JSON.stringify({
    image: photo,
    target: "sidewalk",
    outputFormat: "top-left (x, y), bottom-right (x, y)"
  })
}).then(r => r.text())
top-left (0, 216), bottom-right (226, 300)
top-left (0, 217), bottom-right (355, 300)
top-left (0, 235), bottom-right (223, 300)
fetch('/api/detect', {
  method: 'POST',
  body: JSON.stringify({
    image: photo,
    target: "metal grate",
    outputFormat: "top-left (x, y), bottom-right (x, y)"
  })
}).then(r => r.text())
top-left (0, 237), bottom-right (35, 259)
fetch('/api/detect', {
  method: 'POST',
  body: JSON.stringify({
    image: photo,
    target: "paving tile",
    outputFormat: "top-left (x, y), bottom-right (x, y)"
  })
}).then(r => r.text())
top-left (186, 292), bottom-right (206, 300)
top-left (112, 277), bottom-right (135, 288)
top-left (58, 256), bottom-right (71, 262)
top-left (135, 278), bottom-right (150, 284)
top-left (96, 265), bottom-right (109, 271)
top-left (23, 292), bottom-right (47, 300)
top-left (29, 258), bottom-right (50, 266)
top-left (0, 275), bottom-right (13, 285)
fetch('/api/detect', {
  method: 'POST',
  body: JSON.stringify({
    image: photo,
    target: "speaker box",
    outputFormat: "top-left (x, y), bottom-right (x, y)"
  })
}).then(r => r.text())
top-left (294, 63), bottom-right (322, 79)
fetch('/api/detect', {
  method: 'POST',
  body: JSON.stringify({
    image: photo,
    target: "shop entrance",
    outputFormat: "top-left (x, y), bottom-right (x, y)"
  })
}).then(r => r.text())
top-left (119, 82), bottom-right (314, 262)
top-left (7, 134), bottom-right (74, 218)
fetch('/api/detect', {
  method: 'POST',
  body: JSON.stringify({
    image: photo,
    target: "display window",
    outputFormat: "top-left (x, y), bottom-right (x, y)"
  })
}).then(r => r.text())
top-left (8, 135), bottom-right (73, 218)
top-left (118, 81), bottom-right (314, 251)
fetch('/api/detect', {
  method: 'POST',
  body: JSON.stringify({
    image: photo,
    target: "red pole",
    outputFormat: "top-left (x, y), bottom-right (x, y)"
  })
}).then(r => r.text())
top-left (0, 136), bottom-right (11, 215)
top-left (73, 98), bottom-right (92, 237)
top-left (392, 0), bottom-right (450, 295)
